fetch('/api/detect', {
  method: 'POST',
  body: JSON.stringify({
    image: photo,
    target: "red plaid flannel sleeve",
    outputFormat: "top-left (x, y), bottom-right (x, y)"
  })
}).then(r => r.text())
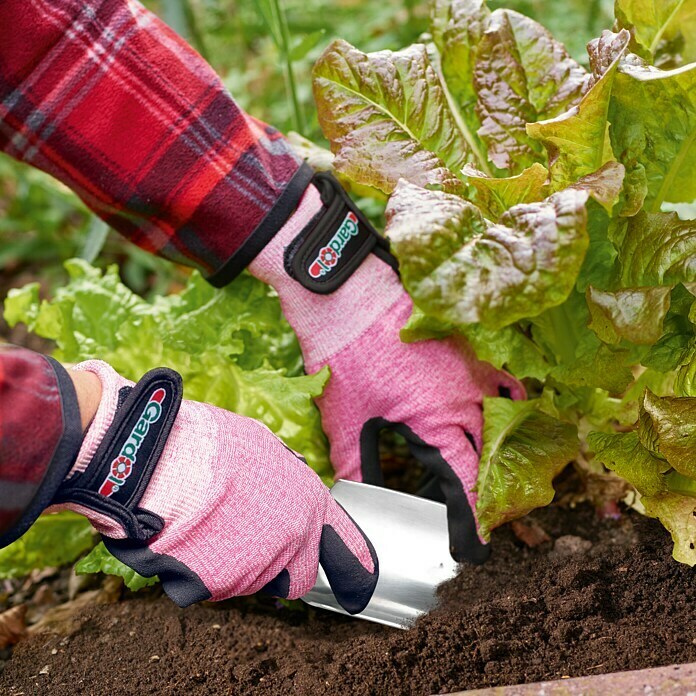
top-left (0, 347), bottom-right (83, 548)
top-left (0, 0), bottom-right (313, 285)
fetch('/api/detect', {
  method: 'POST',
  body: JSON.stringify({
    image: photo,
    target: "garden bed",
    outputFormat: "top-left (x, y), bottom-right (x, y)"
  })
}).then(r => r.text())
top-left (1, 503), bottom-right (694, 695)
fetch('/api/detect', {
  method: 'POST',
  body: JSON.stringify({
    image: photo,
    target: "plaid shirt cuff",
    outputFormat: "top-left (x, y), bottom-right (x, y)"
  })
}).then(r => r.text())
top-left (0, 346), bottom-right (83, 549)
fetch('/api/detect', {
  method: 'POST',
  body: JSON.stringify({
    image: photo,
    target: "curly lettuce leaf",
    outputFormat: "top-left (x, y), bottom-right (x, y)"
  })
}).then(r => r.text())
top-left (400, 306), bottom-right (550, 380)
top-left (475, 397), bottom-right (578, 539)
top-left (312, 40), bottom-right (473, 194)
top-left (314, 3), bottom-right (599, 188)
top-left (4, 259), bottom-right (332, 481)
top-left (617, 211), bottom-right (696, 286)
top-left (76, 542), bottom-right (157, 591)
top-left (460, 321), bottom-right (551, 380)
top-left (586, 285), bottom-right (672, 345)
top-left (0, 513), bottom-right (95, 579)
top-left (588, 431), bottom-right (670, 496)
top-left (474, 9), bottom-right (589, 173)
top-left (641, 285), bottom-right (696, 374)
top-left (590, 429), bottom-right (696, 565)
top-left (531, 291), bottom-right (634, 393)
top-left (643, 493), bottom-right (696, 565)
top-left (575, 204), bottom-right (619, 291)
top-left (462, 162), bottom-right (549, 220)
top-left (609, 59), bottom-right (696, 212)
top-left (675, 351), bottom-right (696, 396)
top-left (615, 0), bottom-right (696, 67)
top-left (526, 31), bottom-right (630, 193)
top-left (640, 389), bottom-right (696, 477)
top-left (386, 179), bottom-right (590, 330)
top-left (430, 0), bottom-right (492, 172)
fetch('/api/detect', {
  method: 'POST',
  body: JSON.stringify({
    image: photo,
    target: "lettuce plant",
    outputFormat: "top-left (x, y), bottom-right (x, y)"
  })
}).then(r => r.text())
top-left (312, 0), bottom-right (696, 562)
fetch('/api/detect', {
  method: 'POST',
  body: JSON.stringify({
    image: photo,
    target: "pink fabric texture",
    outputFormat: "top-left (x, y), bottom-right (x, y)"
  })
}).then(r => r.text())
top-left (250, 184), bottom-right (525, 556)
top-left (53, 360), bottom-right (375, 604)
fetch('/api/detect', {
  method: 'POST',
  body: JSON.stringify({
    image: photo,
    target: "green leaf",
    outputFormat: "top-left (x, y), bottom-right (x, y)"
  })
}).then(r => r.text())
top-left (642, 493), bottom-right (696, 565)
top-left (399, 306), bottom-right (550, 380)
top-left (642, 284), bottom-right (696, 372)
top-left (644, 333), bottom-right (695, 375)
top-left (79, 217), bottom-right (109, 264)
top-left (312, 39), bottom-right (472, 194)
top-left (462, 162), bottom-right (549, 220)
top-left (590, 429), bottom-right (696, 565)
top-left (385, 179), bottom-right (590, 330)
top-left (3, 283), bottom-right (41, 329)
top-left (0, 513), bottom-right (95, 579)
top-left (588, 431), bottom-right (670, 497)
top-left (550, 337), bottom-right (633, 394)
top-left (399, 304), bottom-right (456, 343)
top-left (76, 543), bottom-right (158, 591)
top-left (290, 30), bottom-right (326, 61)
top-left (640, 389), bottom-right (696, 477)
top-left (460, 321), bottom-right (551, 380)
top-left (526, 31), bottom-right (630, 193)
top-left (615, 0), bottom-right (696, 66)
top-left (586, 285), bottom-right (672, 345)
top-left (531, 292), bottom-right (634, 393)
top-left (430, 0), bottom-right (492, 172)
top-left (665, 471), bottom-right (696, 497)
top-left (475, 397), bottom-right (578, 540)
top-left (675, 354), bottom-right (696, 396)
top-left (609, 59), bottom-right (696, 212)
top-left (617, 211), bottom-right (696, 286)
top-left (575, 203), bottom-right (619, 291)
top-left (473, 9), bottom-right (589, 174)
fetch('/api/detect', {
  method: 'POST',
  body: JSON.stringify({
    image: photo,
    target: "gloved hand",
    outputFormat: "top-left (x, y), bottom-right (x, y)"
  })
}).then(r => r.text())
top-left (250, 174), bottom-right (525, 563)
top-left (49, 360), bottom-right (378, 611)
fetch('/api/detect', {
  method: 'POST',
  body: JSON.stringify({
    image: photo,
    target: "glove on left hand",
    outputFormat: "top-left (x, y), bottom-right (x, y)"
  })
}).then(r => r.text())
top-left (50, 360), bottom-right (378, 611)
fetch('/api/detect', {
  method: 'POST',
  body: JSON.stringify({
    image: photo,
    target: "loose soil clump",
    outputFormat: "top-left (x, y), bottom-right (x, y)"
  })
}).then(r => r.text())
top-left (1, 505), bottom-right (694, 695)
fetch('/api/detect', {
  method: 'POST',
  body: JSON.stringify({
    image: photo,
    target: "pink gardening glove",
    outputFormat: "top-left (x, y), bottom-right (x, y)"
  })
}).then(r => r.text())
top-left (250, 174), bottom-right (525, 563)
top-left (49, 360), bottom-right (378, 611)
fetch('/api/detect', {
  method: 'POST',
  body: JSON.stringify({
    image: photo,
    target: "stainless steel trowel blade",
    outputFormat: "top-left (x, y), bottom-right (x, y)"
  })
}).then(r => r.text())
top-left (302, 480), bottom-right (460, 629)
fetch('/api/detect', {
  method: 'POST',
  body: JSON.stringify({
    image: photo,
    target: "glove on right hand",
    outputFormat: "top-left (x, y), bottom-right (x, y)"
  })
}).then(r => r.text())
top-left (50, 360), bottom-right (378, 612)
top-left (250, 175), bottom-right (525, 564)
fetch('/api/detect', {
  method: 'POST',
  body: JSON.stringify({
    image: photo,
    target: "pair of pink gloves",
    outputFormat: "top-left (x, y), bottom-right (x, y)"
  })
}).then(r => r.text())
top-left (52, 174), bottom-right (522, 613)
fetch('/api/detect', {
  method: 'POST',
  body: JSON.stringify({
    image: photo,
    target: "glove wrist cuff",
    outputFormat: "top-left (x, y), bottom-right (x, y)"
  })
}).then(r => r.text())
top-left (282, 172), bottom-right (397, 293)
top-left (54, 367), bottom-right (183, 542)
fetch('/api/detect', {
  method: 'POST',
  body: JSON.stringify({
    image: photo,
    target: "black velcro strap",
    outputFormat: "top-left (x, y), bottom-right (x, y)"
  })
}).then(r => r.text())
top-left (54, 368), bottom-right (183, 540)
top-left (285, 172), bottom-right (396, 294)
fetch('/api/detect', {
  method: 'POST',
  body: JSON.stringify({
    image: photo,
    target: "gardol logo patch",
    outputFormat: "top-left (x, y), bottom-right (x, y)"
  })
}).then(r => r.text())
top-left (308, 211), bottom-right (359, 279)
top-left (98, 388), bottom-right (166, 497)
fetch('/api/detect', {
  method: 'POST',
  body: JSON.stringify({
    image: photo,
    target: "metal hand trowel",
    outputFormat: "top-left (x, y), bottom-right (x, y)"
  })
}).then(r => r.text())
top-left (302, 480), bottom-right (460, 630)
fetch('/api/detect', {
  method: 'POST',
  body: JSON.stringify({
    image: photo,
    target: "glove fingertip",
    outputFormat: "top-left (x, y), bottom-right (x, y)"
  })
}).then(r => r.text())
top-left (261, 569), bottom-right (291, 599)
top-left (450, 536), bottom-right (491, 565)
top-left (498, 377), bottom-right (526, 401)
top-left (319, 522), bottom-right (379, 615)
top-left (436, 474), bottom-right (491, 565)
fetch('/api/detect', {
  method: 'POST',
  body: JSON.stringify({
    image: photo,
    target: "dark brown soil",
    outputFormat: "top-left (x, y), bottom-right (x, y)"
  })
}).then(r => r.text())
top-left (2, 505), bottom-right (695, 695)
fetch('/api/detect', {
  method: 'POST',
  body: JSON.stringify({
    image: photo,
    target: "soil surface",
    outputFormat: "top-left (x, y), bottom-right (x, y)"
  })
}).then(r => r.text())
top-left (1, 505), bottom-right (695, 695)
